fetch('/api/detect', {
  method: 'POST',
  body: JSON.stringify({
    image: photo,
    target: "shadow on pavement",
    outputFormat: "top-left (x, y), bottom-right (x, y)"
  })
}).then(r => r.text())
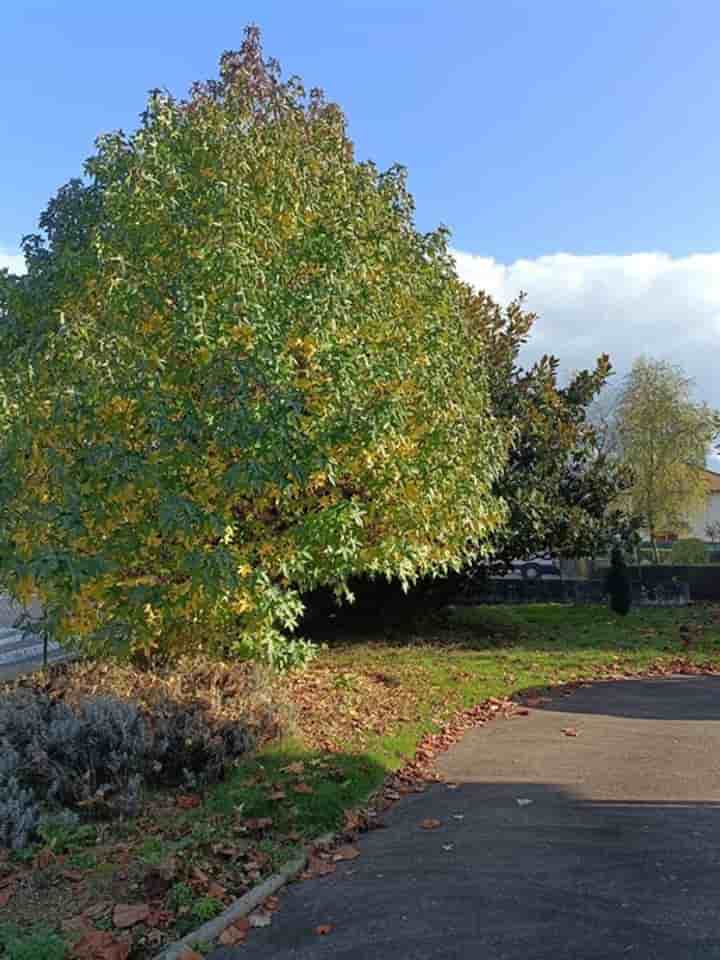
top-left (534, 675), bottom-right (720, 721)
top-left (211, 677), bottom-right (720, 959)
top-left (210, 776), bottom-right (720, 960)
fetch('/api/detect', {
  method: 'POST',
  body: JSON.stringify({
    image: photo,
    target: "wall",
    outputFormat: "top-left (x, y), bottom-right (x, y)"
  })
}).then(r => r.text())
top-left (687, 492), bottom-right (720, 540)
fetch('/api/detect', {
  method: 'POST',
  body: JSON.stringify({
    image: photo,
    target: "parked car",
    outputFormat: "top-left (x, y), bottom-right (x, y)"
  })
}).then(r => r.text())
top-left (509, 555), bottom-right (562, 580)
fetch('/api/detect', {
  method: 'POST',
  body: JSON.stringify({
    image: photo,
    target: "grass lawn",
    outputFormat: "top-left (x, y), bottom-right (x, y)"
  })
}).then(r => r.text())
top-left (2, 602), bottom-right (720, 958)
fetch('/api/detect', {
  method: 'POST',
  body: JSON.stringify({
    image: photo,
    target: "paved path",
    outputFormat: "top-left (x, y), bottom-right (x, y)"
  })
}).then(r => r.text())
top-left (210, 677), bottom-right (720, 960)
top-left (0, 594), bottom-right (66, 681)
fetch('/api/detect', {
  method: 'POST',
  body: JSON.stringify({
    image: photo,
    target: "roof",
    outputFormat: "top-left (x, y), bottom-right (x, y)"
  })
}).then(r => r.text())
top-left (702, 468), bottom-right (720, 494)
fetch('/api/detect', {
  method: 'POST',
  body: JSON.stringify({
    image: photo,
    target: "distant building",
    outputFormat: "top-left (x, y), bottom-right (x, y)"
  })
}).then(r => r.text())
top-left (652, 468), bottom-right (720, 543)
top-left (687, 468), bottom-right (720, 541)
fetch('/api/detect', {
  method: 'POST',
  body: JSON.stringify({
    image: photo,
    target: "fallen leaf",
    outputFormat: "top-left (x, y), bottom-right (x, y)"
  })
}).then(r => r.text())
top-left (245, 816), bottom-right (273, 831)
top-left (146, 909), bottom-right (173, 929)
top-left (282, 761), bottom-right (305, 775)
top-left (36, 849), bottom-right (55, 868)
top-left (263, 896), bottom-right (281, 911)
top-left (303, 855), bottom-right (336, 878)
top-left (113, 903), bottom-right (151, 929)
top-left (420, 818), bottom-right (441, 830)
top-left (451, 813), bottom-right (465, 821)
top-left (248, 911), bottom-right (272, 928)
top-left (207, 881), bottom-right (226, 899)
top-left (101, 944), bottom-right (131, 960)
top-left (442, 843), bottom-right (455, 852)
top-left (177, 952), bottom-right (203, 960)
top-left (293, 782), bottom-right (314, 795)
top-left (191, 866), bottom-right (210, 887)
top-left (213, 841), bottom-right (251, 859)
top-left (0, 885), bottom-right (16, 908)
top-left (72, 929), bottom-right (130, 960)
top-left (562, 727), bottom-right (579, 737)
top-left (176, 794), bottom-right (201, 809)
top-left (315, 924), bottom-right (334, 935)
top-left (219, 920), bottom-right (249, 946)
top-left (269, 790), bottom-right (287, 801)
top-left (332, 844), bottom-right (360, 862)
top-left (62, 869), bottom-right (85, 883)
top-left (516, 798), bottom-right (533, 807)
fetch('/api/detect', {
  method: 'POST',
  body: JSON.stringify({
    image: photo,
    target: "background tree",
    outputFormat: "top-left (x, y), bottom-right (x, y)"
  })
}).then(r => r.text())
top-left (705, 520), bottom-right (720, 545)
top-left (613, 358), bottom-right (719, 561)
top-left (0, 28), bottom-right (508, 666)
top-left (604, 545), bottom-right (632, 615)
top-left (462, 289), bottom-right (638, 572)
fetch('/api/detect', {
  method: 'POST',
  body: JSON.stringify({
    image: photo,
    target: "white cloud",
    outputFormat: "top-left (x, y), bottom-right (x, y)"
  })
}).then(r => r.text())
top-left (454, 249), bottom-right (720, 468)
top-left (0, 249), bottom-right (25, 275)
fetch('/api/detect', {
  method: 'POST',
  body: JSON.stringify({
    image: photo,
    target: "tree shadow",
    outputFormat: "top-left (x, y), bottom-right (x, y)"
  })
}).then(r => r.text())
top-left (219, 775), bottom-right (720, 960)
top-left (519, 674), bottom-right (720, 721)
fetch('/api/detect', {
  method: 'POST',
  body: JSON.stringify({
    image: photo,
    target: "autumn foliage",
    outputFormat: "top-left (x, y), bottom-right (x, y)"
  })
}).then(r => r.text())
top-left (0, 29), bottom-right (507, 664)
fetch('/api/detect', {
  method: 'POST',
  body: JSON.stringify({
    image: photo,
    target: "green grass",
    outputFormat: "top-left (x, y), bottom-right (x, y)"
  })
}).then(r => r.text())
top-left (6, 603), bottom-right (718, 960)
top-left (0, 924), bottom-right (67, 960)
top-left (206, 741), bottom-right (386, 838)
top-left (201, 603), bottom-right (720, 842)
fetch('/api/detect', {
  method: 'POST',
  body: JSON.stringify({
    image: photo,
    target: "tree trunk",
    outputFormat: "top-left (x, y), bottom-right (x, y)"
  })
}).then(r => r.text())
top-left (650, 532), bottom-right (659, 564)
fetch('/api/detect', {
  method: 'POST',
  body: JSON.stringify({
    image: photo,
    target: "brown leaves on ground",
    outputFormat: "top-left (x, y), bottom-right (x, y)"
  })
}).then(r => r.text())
top-left (70, 927), bottom-right (130, 960)
top-left (280, 662), bottom-right (427, 751)
top-left (332, 844), bottom-right (360, 862)
top-left (0, 876), bottom-right (16, 909)
top-left (112, 903), bottom-right (151, 929)
top-left (315, 923), bottom-right (334, 935)
top-left (219, 917), bottom-right (250, 945)
top-left (175, 794), bottom-right (202, 809)
top-left (293, 782), bottom-right (314, 795)
top-left (281, 761), bottom-right (305, 775)
top-left (302, 854), bottom-right (337, 880)
top-left (420, 819), bottom-right (442, 830)
top-left (561, 727), bottom-right (579, 737)
top-left (525, 696), bottom-right (551, 708)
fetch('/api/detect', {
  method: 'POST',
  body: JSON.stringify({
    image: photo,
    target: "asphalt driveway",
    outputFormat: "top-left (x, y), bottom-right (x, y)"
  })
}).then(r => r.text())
top-left (210, 676), bottom-right (720, 960)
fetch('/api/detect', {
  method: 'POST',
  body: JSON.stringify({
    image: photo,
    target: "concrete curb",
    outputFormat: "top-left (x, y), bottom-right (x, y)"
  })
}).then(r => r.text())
top-left (155, 832), bottom-right (336, 959)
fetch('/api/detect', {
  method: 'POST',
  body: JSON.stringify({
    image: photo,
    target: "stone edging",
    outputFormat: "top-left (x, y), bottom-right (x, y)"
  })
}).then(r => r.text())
top-left (154, 832), bottom-right (336, 959)
top-left (155, 659), bottom-right (720, 957)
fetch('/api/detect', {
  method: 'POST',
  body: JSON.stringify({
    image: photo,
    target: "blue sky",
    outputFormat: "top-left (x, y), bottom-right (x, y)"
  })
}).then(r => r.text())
top-left (2, 1), bottom-right (720, 431)
top-left (3, 0), bottom-right (720, 258)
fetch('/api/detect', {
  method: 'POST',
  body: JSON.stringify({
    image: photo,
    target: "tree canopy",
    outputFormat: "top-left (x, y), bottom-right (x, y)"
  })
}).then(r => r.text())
top-left (463, 290), bottom-right (638, 570)
top-left (0, 29), bottom-right (508, 665)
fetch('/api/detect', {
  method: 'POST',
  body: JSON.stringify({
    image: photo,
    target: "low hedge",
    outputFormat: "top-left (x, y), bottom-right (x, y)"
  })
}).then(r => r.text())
top-left (0, 658), bottom-right (286, 849)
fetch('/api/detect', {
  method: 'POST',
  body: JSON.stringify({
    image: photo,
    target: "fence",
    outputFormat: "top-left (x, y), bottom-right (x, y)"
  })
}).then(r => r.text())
top-left (622, 565), bottom-right (718, 604)
top-left (455, 576), bottom-right (690, 607)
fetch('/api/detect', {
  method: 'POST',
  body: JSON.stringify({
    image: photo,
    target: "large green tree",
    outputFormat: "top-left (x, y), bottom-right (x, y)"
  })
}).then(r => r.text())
top-left (613, 357), bottom-right (719, 560)
top-left (462, 290), bottom-right (638, 571)
top-left (0, 29), bottom-right (508, 665)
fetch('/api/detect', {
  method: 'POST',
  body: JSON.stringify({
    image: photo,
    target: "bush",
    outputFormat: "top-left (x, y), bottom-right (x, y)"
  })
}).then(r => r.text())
top-left (0, 657), bottom-right (280, 847)
top-left (0, 760), bottom-right (39, 851)
top-left (604, 546), bottom-right (632, 616)
top-left (670, 538), bottom-right (707, 565)
top-left (0, 27), bottom-right (507, 665)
